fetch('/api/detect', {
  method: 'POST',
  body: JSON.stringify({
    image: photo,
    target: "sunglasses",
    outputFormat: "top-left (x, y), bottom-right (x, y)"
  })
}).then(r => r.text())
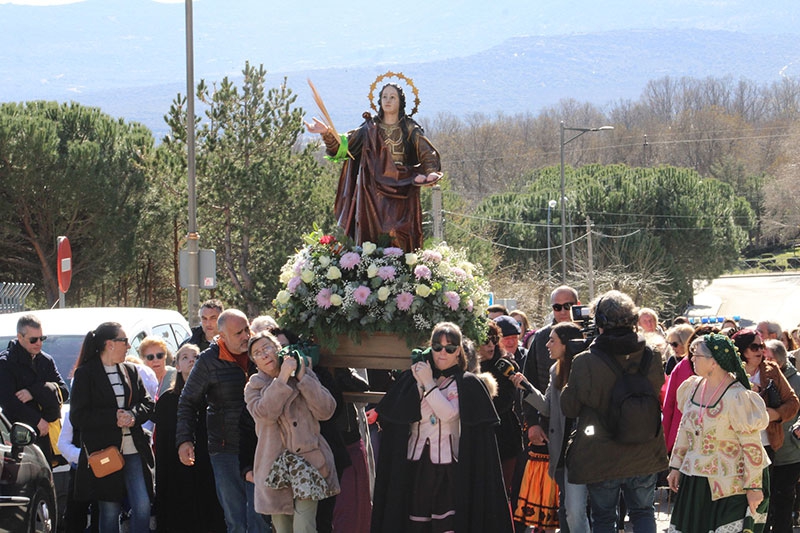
top-left (552, 302), bottom-right (576, 312)
top-left (112, 337), bottom-right (129, 344)
top-left (669, 341), bottom-right (681, 348)
top-left (27, 336), bottom-right (47, 344)
top-left (486, 335), bottom-right (500, 345)
top-left (431, 343), bottom-right (459, 354)
top-left (748, 343), bottom-right (765, 351)
top-left (145, 352), bottom-right (166, 361)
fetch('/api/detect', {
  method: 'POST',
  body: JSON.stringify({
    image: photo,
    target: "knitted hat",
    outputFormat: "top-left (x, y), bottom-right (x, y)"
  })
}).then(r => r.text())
top-left (704, 333), bottom-right (751, 390)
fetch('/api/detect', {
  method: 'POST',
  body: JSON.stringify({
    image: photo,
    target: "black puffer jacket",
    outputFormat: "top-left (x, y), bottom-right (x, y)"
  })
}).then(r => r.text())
top-left (176, 342), bottom-right (256, 454)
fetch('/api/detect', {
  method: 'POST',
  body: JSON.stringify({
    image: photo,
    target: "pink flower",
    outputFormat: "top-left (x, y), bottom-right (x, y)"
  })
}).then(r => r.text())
top-left (377, 266), bottom-right (396, 281)
top-left (287, 276), bottom-right (302, 293)
top-left (466, 298), bottom-right (474, 312)
top-left (396, 292), bottom-right (414, 311)
top-left (450, 267), bottom-right (468, 280)
top-left (340, 252), bottom-right (361, 270)
top-left (414, 265), bottom-right (432, 280)
top-left (316, 288), bottom-right (333, 309)
top-left (383, 247), bottom-right (404, 257)
top-left (319, 235), bottom-right (336, 245)
top-left (421, 250), bottom-right (443, 263)
top-left (353, 285), bottom-right (371, 305)
top-left (444, 291), bottom-right (460, 311)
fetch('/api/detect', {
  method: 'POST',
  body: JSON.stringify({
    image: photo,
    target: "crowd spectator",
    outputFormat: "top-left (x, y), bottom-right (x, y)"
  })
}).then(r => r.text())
top-left (138, 335), bottom-right (176, 399)
top-left (70, 322), bottom-right (154, 533)
top-left (764, 339), bottom-right (800, 533)
top-left (182, 299), bottom-right (224, 352)
top-left (561, 290), bottom-right (668, 532)
top-left (176, 309), bottom-right (267, 533)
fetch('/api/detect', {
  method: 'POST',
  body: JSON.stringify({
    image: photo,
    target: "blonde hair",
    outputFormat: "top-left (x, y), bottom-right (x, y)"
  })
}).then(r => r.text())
top-left (138, 335), bottom-right (173, 365)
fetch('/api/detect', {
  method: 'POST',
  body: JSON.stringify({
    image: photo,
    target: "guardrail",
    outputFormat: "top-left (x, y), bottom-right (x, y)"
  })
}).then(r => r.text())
top-left (0, 283), bottom-right (35, 313)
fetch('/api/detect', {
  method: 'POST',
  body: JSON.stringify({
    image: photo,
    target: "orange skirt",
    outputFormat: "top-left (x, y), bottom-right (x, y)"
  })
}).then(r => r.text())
top-left (512, 451), bottom-right (559, 529)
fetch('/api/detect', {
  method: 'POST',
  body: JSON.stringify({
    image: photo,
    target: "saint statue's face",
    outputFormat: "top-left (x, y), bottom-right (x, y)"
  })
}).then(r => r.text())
top-left (380, 85), bottom-right (400, 116)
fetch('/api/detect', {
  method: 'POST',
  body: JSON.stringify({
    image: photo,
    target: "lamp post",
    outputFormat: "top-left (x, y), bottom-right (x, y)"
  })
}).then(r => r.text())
top-left (185, 0), bottom-right (200, 326)
top-left (559, 121), bottom-right (614, 283)
top-left (547, 199), bottom-right (557, 276)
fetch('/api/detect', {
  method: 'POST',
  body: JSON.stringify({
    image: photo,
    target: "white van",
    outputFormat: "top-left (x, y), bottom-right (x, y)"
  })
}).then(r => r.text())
top-left (0, 307), bottom-right (191, 379)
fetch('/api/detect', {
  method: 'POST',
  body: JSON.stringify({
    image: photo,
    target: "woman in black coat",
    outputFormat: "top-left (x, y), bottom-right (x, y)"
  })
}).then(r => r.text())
top-left (153, 343), bottom-right (226, 533)
top-left (69, 322), bottom-right (155, 533)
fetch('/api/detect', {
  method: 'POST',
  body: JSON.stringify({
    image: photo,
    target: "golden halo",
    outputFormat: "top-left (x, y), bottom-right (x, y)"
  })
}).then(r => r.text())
top-left (369, 71), bottom-right (420, 116)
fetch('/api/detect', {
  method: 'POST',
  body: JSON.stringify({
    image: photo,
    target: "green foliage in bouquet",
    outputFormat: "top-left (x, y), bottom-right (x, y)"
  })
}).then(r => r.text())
top-left (274, 227), bottom-right (490, 350)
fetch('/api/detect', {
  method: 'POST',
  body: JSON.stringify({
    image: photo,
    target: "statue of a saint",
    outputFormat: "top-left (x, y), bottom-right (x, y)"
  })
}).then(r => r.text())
top-left (306, 75), bottom-right (442, 252)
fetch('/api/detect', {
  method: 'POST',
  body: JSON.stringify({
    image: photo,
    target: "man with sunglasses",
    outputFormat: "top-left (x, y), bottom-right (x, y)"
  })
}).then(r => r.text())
top-left (0, 314), bottom-right (69, 465)
top-left (521, 285), bottom-right (580, 447)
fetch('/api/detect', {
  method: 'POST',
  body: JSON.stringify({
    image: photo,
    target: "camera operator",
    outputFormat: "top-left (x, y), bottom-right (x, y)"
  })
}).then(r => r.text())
top-left (560, 290), bottom-right (668, 532)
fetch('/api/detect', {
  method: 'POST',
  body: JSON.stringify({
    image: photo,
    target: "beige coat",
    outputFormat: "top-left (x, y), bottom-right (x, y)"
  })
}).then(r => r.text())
top-left (245, 368), bottom-right (340, 515)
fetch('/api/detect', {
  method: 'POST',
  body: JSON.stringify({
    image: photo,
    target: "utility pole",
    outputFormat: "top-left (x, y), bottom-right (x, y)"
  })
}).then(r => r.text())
top-left (586, 216), bottom-right (595, 300)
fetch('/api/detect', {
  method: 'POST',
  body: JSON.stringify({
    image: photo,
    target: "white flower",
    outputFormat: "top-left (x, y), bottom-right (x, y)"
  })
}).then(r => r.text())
top-left (367, 264), bottom-right (379, 278)
top-left (377, 286), bottom-right (391, 301)
top-left (405, 253), bottom-right (418, 266)
top-left (362, 242), bottom-right (377, 256)
top-left (330, 294), bottom-right (343, 306)
top-left (415, 284), bottom-right (431, 298)
top-left (276, 290), bottom-right (291, 304)
top-left (279, 269), bottom-right (293, 284)
top-left (318, 255), bottom-right (331, 268)
top-left (301, 269), bottom-right (315, 283)
top-left (325, 266), bottom-right (342, 280)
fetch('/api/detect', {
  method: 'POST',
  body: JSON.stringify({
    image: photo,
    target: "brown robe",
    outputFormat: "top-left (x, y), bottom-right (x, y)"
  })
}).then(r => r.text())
top-left (325, 116), bottom-right (441, 252)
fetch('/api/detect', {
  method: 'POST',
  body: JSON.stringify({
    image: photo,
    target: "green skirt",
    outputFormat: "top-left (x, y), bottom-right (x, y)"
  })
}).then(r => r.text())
top-left (669, 469), bottom-right (770, 533)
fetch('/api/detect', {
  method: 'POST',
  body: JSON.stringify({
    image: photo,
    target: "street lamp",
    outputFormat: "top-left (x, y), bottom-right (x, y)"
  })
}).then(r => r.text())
top-left (547, 199), bottom-right (557, 276)
top-left (559, 121), bottom-right (614, 283)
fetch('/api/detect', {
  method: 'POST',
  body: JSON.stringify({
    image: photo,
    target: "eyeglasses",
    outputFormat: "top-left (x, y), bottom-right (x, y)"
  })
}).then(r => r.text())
top-left (145, 352), bottom-right (165, 361)
top-left (748, 343), bottom-right (765, 351)
top-left (431, 343), bottom-right (459, 354)
top-left (27, 336), bottom-right (47, 344)
top-left (112, 337), bottom-right (129, 344)
top-left (251, 347), bottom-right (278, 359)
top-left (669, 341), bottom-right (680, 348)
top-left (552, 302), bottom-right (576, 312)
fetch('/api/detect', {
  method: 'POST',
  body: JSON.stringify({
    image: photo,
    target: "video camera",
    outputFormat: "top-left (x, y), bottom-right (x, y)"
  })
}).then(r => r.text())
top-left (571, 304), bottom-right (599, 340)
top-left (278, 343), bottom-right (321, 376)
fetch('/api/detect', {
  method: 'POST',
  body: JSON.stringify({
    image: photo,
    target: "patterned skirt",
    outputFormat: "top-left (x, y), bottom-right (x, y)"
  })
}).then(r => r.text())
top-left (668, 470), bottom-right (770, 533)
top-left (512, 450), bottom-right (559, 530)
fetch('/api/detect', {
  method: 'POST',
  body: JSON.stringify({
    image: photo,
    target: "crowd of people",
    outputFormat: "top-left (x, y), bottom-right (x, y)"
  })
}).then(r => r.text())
top-left (4, 290), bottom-right (800, 532)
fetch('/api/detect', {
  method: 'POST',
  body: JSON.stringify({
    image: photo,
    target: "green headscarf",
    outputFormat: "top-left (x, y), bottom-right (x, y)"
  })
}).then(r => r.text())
top-left (703, 333), bottom-right (751, 390)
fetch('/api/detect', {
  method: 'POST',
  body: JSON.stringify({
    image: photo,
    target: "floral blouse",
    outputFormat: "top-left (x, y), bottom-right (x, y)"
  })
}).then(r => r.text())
top-left (669, 375), bottom-right (770, 500)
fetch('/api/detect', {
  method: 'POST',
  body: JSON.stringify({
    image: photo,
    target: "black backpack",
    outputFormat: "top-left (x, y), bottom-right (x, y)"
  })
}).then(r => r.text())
top-left (594, 346), bottom-right (662, 444)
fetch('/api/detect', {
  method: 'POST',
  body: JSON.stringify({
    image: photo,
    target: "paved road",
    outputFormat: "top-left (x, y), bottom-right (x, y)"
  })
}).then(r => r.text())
top-left (689, 273), bottom-right (800, 331)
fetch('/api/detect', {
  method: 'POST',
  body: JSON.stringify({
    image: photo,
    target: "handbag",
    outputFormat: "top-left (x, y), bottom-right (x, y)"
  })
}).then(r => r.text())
top-left (83, 363), bottom-right (133, 478)
top-left (86, 445), bottom-right (125, 478)
top-left (47, 386), bottom-right (64, 464)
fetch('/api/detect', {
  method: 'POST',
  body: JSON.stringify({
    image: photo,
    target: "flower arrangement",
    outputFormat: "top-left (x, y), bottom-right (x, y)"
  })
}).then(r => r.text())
top-left (274, 228), bottom-right (490, 349)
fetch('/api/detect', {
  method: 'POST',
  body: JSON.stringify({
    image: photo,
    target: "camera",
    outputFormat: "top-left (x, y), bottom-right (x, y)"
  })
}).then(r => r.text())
top-left (278, 343), bottom-right (320, 376)
top-left (571, 304), bottom-right (598, 339)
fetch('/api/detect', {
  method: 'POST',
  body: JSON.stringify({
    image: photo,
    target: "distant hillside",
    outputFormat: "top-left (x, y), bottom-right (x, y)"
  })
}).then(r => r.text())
top-left (37, 29), bottom-right (800, 139)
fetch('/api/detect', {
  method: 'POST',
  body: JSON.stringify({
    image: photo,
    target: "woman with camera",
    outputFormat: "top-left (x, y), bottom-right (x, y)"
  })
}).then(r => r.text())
top-left (244, 331), bottom-right (340, 533)
top-left (69, 322), bottom-right (155, 533)
top-left (371, 322), bottom-right (513, 533)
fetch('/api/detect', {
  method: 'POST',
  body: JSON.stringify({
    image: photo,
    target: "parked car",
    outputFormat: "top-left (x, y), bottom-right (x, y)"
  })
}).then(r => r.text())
top-left (0, 307), bottom-right (192, 380)
top-left (0, 410), bottom-right (56, 533)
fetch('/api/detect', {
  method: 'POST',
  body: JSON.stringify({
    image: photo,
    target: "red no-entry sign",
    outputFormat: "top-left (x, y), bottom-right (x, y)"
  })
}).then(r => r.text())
top-left (57, 236), bottom-right (72, 293)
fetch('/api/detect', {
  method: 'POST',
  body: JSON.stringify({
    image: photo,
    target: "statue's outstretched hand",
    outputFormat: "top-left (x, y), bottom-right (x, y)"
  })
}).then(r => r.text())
top-left (413, 172), bottom-right (442, 186)
top-left (305, 117), bottom-right (330, 135)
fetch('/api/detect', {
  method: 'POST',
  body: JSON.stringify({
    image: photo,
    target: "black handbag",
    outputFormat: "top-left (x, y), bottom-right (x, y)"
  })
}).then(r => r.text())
top-left (764, 379), bottom-right (782, 409)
